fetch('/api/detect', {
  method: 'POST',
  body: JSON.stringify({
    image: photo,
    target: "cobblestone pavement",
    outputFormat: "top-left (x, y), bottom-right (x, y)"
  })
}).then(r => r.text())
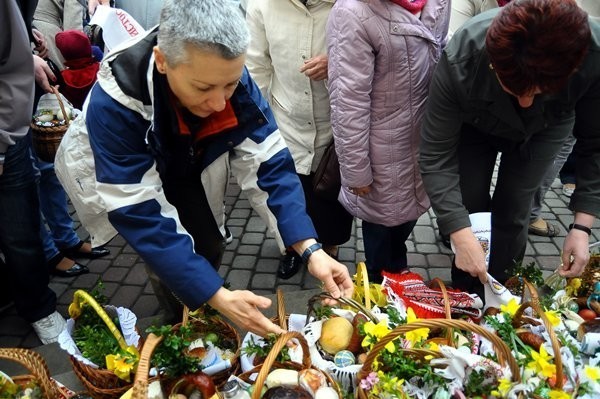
top-left (1, 177), bottom-right (598, 349)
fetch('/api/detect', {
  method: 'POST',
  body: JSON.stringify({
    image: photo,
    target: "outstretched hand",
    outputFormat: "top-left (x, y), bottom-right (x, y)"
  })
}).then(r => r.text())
top-left (560, 229), bottom-right (590, 277)
top-left (207, 287), bottom-right (286, 337)
top-left (306, 249), bottom-right (354, 304)
top-left (450, 227), bottom-right (488, 284)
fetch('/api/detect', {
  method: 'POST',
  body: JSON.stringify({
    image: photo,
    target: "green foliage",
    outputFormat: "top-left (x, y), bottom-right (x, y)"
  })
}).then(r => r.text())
top-left (242, 334), bottom-right (291, 363)
top-left (145, 324), bottom-right (200, 378)
top-left (506, 261), bottom-right (544, 287)
top-left (314, 305), bottom-right (334, 320)
top-left (463, 370), bottom-right (494, 397)
top-left (378, 345), bottom-right (446, 388)
top-left (73, 323), bottom-right (121, 367)
top-left (384, 305), bottom-right (405, 328)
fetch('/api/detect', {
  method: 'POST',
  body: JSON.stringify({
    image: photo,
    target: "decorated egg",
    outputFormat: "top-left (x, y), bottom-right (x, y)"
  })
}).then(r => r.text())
top-left (315, 387), bottom-right (339, 399)
top-left (298, 368), bottom-right (327, 396)
top-left (333, 350), bottom-right (355, 368)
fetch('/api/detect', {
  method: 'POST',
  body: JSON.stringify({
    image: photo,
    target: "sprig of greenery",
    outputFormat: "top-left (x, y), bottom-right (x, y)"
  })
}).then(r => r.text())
top-left (384, 305), bottom-right (404, 328)
top-left (146, 324), bottom-right (201, 378)
top-left (378, 346), bottom-right (446, 387)
top-left (73, 324), bottom-right (121, 367)
top-left (464, 369), bottom-right (494, 397)
top-left (506, 261), bottom-right (544, 287)
top-left (242, 334), bottom-right (290, 363)
top-left (313, 305), bottom-right (334, 320)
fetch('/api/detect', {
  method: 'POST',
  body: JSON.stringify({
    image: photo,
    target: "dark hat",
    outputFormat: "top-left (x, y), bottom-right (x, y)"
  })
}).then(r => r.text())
top-left (55, 30), bottom-right (92, 61)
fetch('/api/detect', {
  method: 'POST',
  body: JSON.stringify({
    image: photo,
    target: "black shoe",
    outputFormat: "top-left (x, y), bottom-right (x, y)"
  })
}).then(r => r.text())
top-left (51, 261), bottom-right (89, 277)
top-left (64, 240), bottom-right (110, 259)
top-left (277, 252), bottom-right (304, 279)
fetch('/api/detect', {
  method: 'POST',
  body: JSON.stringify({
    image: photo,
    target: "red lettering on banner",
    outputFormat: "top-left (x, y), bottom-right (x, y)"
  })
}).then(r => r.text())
top-left (115, 9), bottom-right (139, 37)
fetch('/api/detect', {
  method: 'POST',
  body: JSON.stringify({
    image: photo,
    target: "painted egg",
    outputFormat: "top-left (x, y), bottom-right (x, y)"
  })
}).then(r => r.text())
top-left (298, 368), bottom-right (327, 396)
top-left (333, 350), bottom-right (355, 368)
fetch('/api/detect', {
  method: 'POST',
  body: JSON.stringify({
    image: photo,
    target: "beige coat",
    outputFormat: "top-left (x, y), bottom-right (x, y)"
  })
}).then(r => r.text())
top-left (245, 0), bottom-right (334, 174)
top-left (450, 0), bottom-right (599, 34)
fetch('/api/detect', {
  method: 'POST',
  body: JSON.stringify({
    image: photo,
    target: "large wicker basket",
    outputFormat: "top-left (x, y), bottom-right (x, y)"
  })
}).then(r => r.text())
top-left (30, 86), bottom-right (71, 163)
top-left (356, 319), bottom-right (521, 399)
top-left (0, 347), bottom-right (72, 398)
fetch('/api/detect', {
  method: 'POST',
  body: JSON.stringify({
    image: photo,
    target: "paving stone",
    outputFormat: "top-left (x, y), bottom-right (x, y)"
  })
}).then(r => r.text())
top-left (87, 258), bottom-right (112, 273)
top-left (230, 208), bottom-right (252, 219)
top-left (415, 244), bottom-right (442, 254)
top-left (228, 218), bottom-right (247, 227)
top-left (221, 251), bottom-right (234, 265)
top-left (144, 281), bottom-right (155, 294)
top-left (412, 268), bottom-right (430, 280)
top-left (413, 226), bottom-right (436, 244)
top-left (111, 285), bottom-right (143, 308)
top-left (131, 295), bottom-right (160, 319)
top-left (426, 254), bottom-right (452, 268)
top-left (71, 273), bottom-right (103, 289)
top-left (533, 242), bottom-right (560, 256)
top-left (48, 282), bottom-right (70, 298)
top-left (232, 255), bottom-right (257, 270)
top-left (218, 265), bottom-right (230, 278)
top-left (226, 270), bottom-right (252, 290)
top-left (112, 254), bottom-right (138, 267)
top-left (125, 263), bottom-right (150, 286)
top-left (337, 247), bottom-right (355, 263)
top-left (256, 259), bottom-right (279, 273)
top-left (103, 266), bottom-right (130, 282)
top-left (261, 239), bottom-right (282, 258)
top-left (237, 245), bottom-right (261, 255)
top-left (407, 253), bottom-right (427, 267)
top-left (246, 216), bottom-right (267, 233)
top-left (241, 232), bottom-right (265, 245)
top-left (536, 256), bottom-right (562, 271)
top-left (251, 273), bottom-right (277, 290)
top-left (428, 267), bottom-right (452, 283)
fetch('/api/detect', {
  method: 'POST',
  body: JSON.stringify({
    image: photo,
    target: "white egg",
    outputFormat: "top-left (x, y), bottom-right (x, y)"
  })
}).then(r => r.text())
top-left (315, 387), bottom-right (339, 399)
top-left (36, 113), bottom-right (54, 122)
top-left (265, 369), bottom-right (299, 388)
top-left (56, 107), bottom-right (72, 121)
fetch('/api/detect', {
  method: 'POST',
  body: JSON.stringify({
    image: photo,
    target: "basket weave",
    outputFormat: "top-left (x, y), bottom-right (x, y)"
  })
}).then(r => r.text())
top-left (237, 331), bottom-right (342, 399)
top-left (0, 347), bottom-right (67, 398)
top-left (512, 279), bottom-right (564, 393)
top-left (68, 290), bottom-right (142, 399)
top-left (170, 306), bottom-right (241, 387)
top-left (130, 333), bottom-right (167, 399)
top-left (356, 319), bottom-right (521, 399)
top-left (30, 86), bottom-right (71, 163)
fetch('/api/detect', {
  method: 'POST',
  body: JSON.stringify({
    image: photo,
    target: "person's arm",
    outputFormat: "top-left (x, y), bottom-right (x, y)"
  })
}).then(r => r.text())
top-left (326, 5), bottom-right (374, 193)
top-left (419, 55), bottom-right (487, 283)
top-left (561, 73), bottom-right (600, 276)
top-left (230, 70), bottom-right (353, 300)
top-left (245, 1), bottom-right (273, 99)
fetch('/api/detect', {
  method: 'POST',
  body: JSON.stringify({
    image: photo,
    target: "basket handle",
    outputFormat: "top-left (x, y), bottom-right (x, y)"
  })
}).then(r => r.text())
top-left (356, 319), bottom-right (521, 383)
top-left (356, 262), bottom-right (372, 309)
top-left (306, 292), bottom-right (378, 325)
top-left (276, 288), bottom-right (287, 330)
top-left (512, 279), bottom-right (563, 389)
top-left (251, 331), bottom-right (311, 399)
top-left (131, 333), bottom-right (163, 399)
top-left (51, 86), bottom-right (70, 127)
top-left (68, 289), bottom-right (129, 351)
top-left (0, 348), bottom-right (62, 398)
top-left (428, 278), bottom-right (454, 346)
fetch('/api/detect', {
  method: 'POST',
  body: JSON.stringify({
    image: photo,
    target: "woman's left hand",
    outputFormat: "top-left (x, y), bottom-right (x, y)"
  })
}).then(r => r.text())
top-left (349, 185), bottom-right (370, 196)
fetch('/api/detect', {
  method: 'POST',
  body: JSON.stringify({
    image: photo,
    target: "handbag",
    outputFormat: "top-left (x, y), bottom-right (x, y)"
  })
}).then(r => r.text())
top-left (312, 140), bottom-right (341, 201)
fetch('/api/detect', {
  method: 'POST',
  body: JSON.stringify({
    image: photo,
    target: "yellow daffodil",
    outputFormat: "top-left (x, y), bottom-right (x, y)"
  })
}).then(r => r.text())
top-left (105, 346), bottom-right (139, 382)
top-left (544, 310), bottom-right (561, 327)
top-left (500, 298), bottom-right (520, 317)
top-left (548, 389), bottom-right (571, 399)
top-left (361, 319), bottom-right (395, 352)
top-left (405, 307), bottom-right (429, 346)
top-left (491, 378), bottom-right (512, 397)
top-left (584, 365), bottom-right (600, 381)
top-left (527, 345), bottom-right (556, 378)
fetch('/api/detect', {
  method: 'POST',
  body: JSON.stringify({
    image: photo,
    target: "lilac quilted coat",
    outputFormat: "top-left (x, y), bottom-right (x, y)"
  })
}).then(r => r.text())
top-left (327, 0), bottom-right (449, 226)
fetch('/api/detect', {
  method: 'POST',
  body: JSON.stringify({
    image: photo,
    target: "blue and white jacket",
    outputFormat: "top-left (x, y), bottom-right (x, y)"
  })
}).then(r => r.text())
top-left (55, 28), bottom-right (317, 309)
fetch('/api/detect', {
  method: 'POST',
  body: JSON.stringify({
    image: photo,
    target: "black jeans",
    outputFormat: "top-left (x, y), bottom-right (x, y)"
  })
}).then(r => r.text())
top-left (0, 134), bottom-right (56, 322)
top-left (452, 118), bottom-right (573, 292)
top-left (362, 219), bottom-right (417, 283)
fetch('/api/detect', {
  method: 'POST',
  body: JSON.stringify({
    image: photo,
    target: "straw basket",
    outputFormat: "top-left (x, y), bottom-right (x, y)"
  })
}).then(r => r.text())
top-left (68, 290), bottom-right (143, 399)
top-left (30, 86), bottom-right (71, 163)
top-left (356, 319), bottom-right (521, 399)
top-left (512, 279), bottom-right (564, 394)
top-left (237, 331), bottom-right (342, 399)
top-left (0, 347), bottom-right (71, 398)
top-left (170, 306), bottom-right (241, 387)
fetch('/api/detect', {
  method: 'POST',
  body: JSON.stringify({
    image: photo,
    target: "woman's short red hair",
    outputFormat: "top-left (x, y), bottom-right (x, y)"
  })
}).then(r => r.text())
top-left (486, 0), bottom-right (590, 96)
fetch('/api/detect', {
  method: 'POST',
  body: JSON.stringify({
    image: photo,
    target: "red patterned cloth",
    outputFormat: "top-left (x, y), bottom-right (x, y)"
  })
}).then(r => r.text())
top-left (382, 271), bottom-right (483, 319)
top-left (390, 0), bottom-right (427, 14)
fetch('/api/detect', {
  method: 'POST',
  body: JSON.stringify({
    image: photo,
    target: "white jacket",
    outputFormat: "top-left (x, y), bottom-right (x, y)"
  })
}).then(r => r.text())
top-left (246, 0), bottom-right (335, 174)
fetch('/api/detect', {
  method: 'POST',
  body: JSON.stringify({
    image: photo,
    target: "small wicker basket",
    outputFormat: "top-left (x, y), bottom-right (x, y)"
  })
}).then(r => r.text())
top-left (30, 86), bottom-right (71, 163)
top-left (237, 331), bottom-right (342, 399)
top-left (0, 347), bottom-right (70, 398)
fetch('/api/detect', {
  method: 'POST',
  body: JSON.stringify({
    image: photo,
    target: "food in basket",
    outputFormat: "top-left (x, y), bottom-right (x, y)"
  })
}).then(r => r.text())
top-left (319, 317), bottom-right (353, 355)
top-left (0, 371), bottom-right (43, 399)
top-left (262, 368), bottom-right (337, 399)
top-left (32, 107), bottom-right (76, 127)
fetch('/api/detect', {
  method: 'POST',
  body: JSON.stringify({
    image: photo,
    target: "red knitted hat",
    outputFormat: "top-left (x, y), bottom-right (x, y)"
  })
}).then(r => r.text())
top-left (55, 30), bottom-right (92, 61)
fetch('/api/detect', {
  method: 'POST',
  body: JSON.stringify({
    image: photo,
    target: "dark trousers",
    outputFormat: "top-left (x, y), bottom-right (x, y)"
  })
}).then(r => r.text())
top-left (0, 134), bottom-right (56, 322)
top-left (362, 219), bottom-right (417, 283)
top-left (452, 118), bottom-right (573, 292)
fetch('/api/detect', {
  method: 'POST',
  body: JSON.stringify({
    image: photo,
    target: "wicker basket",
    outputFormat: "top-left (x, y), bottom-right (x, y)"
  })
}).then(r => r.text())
top-left (356, 319), bottom-right (521, 399)
top-left (67, 290), bottom-right (143, 399)
top-left (0, 347), bottom-right (71, 398)
top-left (237, 331), bottom-right (342, 399)
top-left (30, 86), bottom-right (71, 163)
top-left (169, 306), bottom-right (241, 387)
top-left (512, 279), bottom-right (564, 393)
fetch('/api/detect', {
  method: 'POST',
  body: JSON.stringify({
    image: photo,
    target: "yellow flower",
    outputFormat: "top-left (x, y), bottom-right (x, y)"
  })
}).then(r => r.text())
top-left (544, 310), bottom-right (561, 327)
top-left (548, 390), bottom-right (571, 399)
top-left (584, 365), bottom-right (600, 381)
top-left (527, 345), bottom-right (556, 378)
top-left (405, 307), bottom-right (429, 346)
top-left (361, 319), bottom-right (394, 352)
top-left (500, 298), bottom-right (520, 317)
top-left (491, 378), bottom-right (512, 397)
top-left (105, 346), bottom-right (139, 382)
